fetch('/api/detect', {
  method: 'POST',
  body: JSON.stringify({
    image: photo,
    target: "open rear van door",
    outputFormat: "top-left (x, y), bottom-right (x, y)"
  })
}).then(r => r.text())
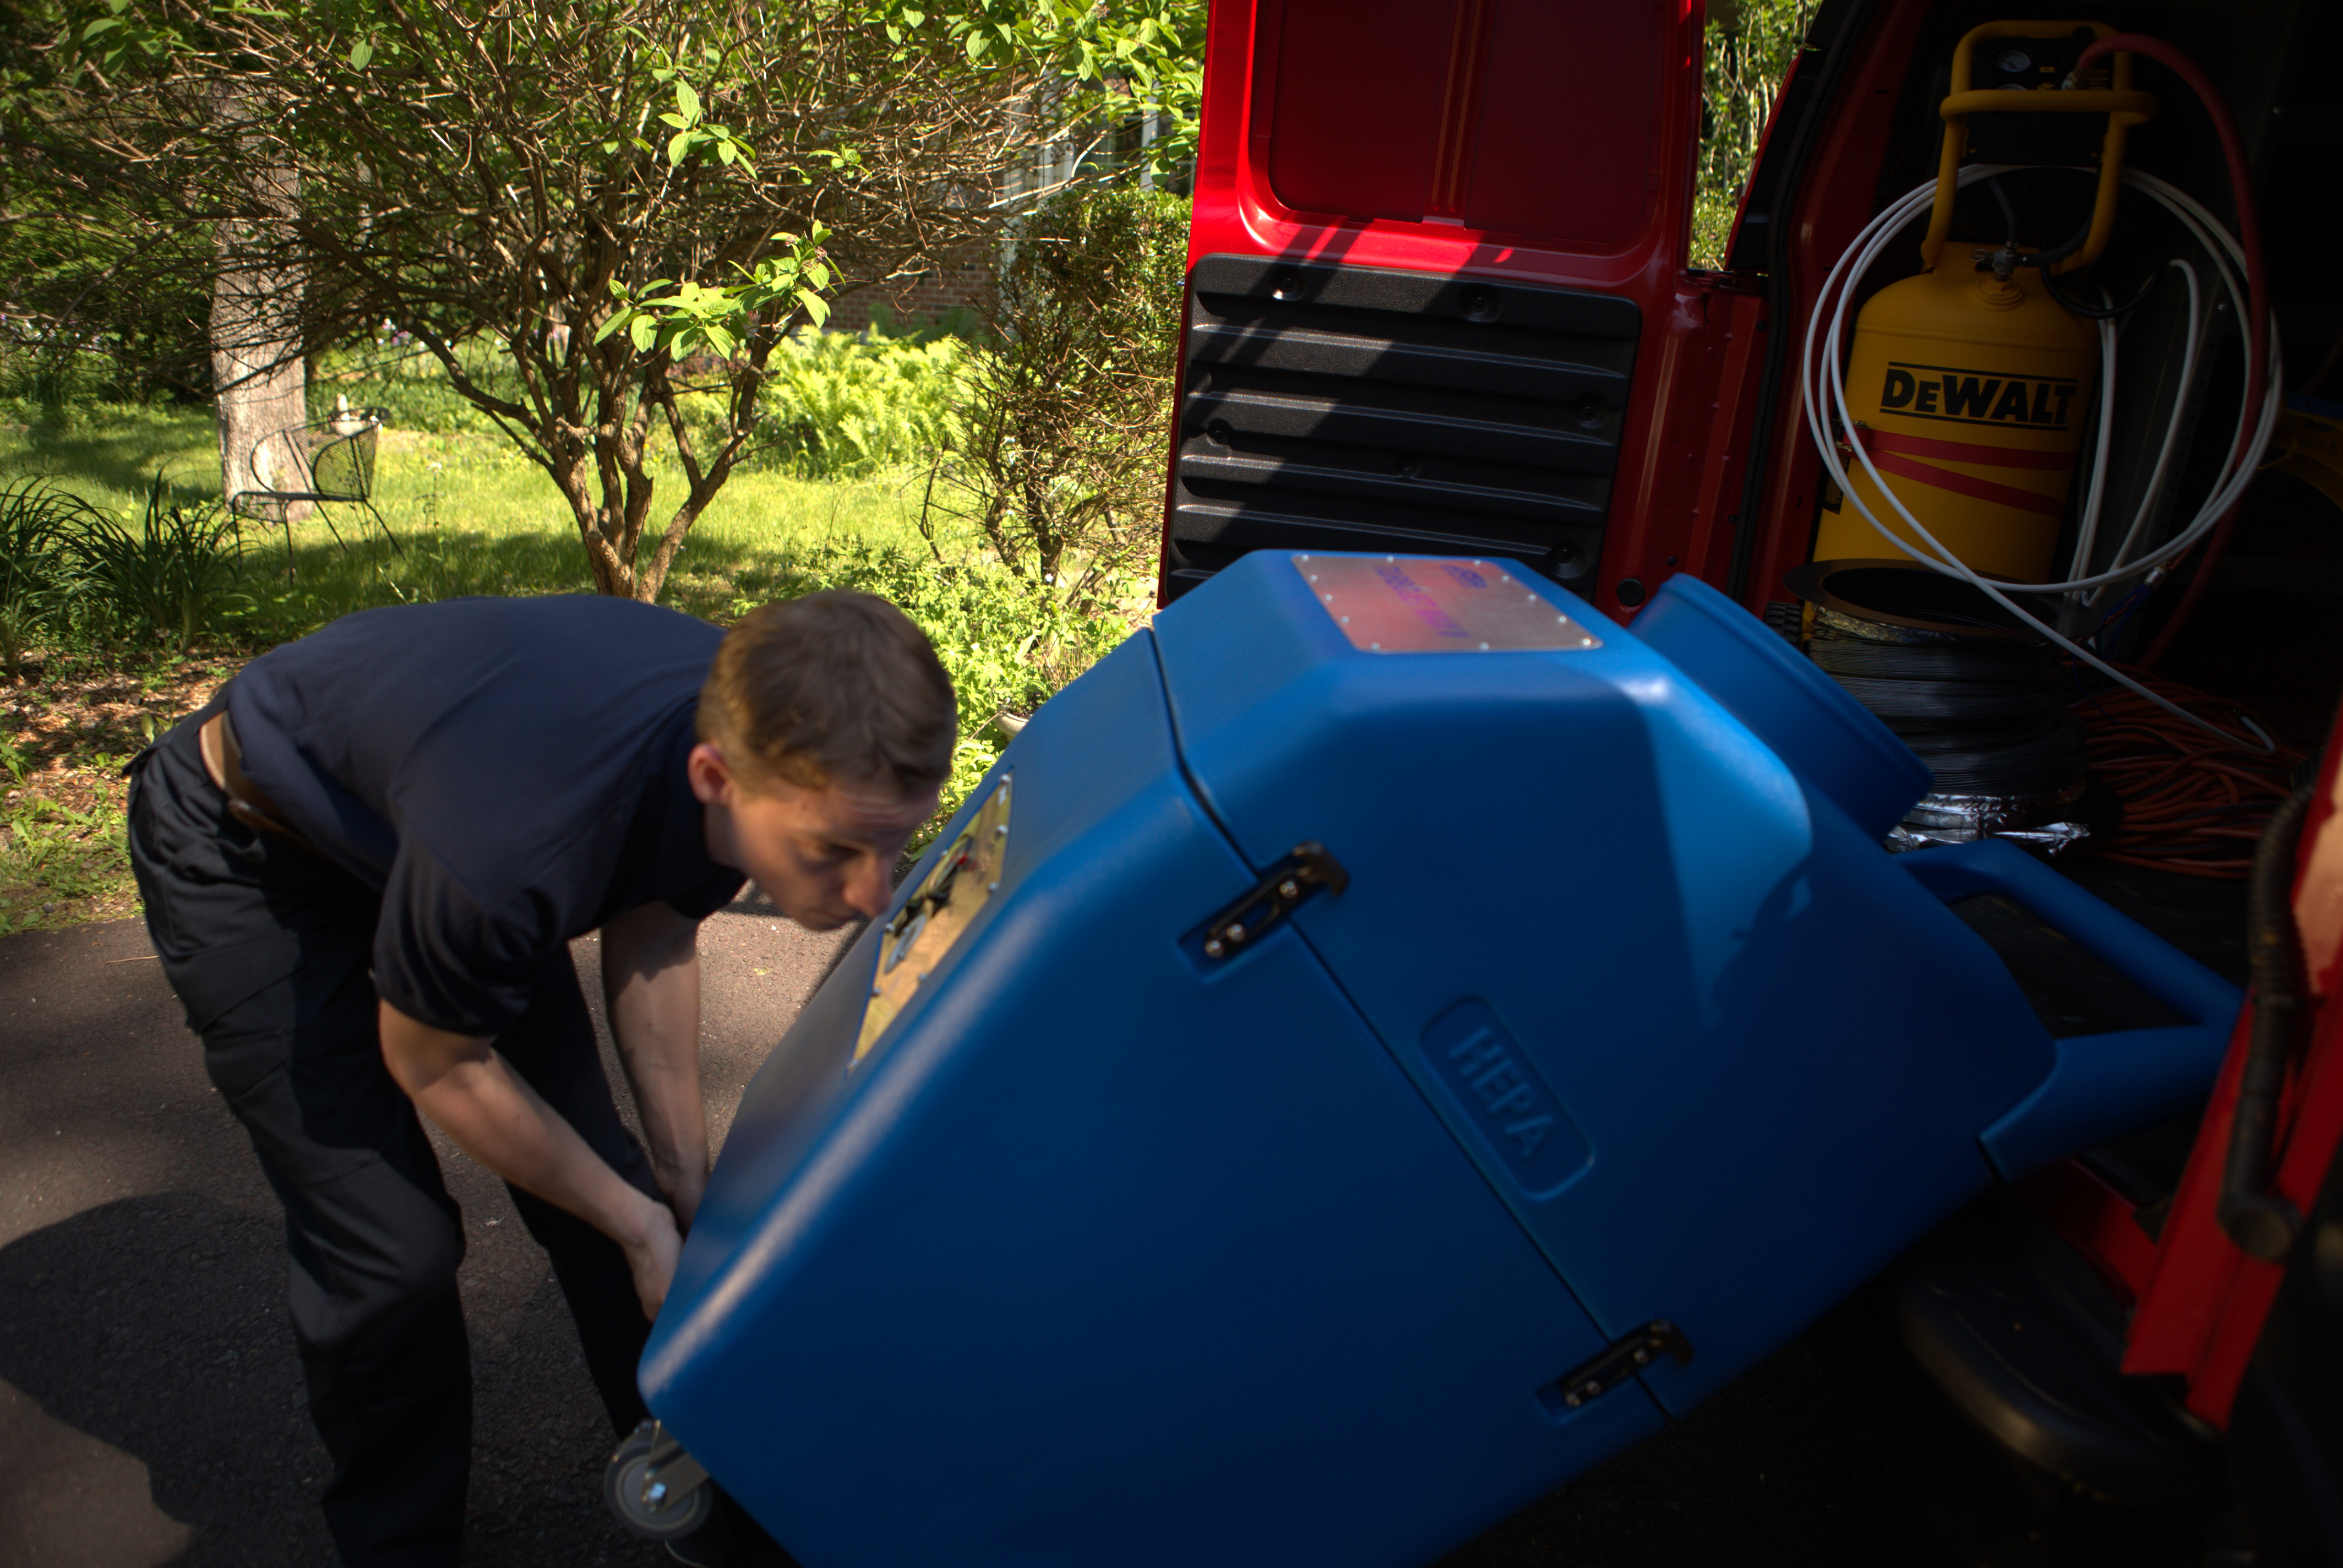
top-left (1160, 0), bottom-right (1762, 616)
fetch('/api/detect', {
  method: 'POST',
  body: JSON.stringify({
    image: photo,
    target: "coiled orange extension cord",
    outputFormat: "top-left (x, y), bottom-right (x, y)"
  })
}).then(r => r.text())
top-left (2072, 666), bottom-right (2307, 878)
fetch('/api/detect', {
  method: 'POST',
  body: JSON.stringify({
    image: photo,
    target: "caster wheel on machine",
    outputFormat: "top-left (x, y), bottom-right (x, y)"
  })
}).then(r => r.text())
top-left (606, 1419), bottom-right (715, 1541)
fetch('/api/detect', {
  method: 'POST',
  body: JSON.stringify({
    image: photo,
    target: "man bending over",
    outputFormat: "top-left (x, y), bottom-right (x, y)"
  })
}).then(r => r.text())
top-left (128, 591), bottom-right (955, 1565)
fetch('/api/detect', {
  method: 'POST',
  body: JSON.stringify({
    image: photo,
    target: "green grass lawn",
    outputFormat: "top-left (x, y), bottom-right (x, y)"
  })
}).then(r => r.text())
top-left (0, 401), bottom-right (946, 936)
top-left (0, 398), bottom-right (1146, 934)
top-left (0, 400), bottom-right (957, 628)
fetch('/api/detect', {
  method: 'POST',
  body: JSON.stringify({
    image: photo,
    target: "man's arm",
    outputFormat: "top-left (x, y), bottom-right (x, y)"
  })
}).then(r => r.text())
top-left (378, 1002), bottom-right (681, 1316)
top-left (601, 901), bottom-right (710, 1230)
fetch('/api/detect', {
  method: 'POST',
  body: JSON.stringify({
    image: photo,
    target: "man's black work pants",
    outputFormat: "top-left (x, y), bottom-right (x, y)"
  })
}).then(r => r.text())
top-left (127, 704), bottom-right (661, 1568)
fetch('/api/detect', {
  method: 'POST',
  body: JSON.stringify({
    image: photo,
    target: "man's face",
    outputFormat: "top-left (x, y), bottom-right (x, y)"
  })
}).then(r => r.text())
top-left (689, 743), bottom-right (940, 929)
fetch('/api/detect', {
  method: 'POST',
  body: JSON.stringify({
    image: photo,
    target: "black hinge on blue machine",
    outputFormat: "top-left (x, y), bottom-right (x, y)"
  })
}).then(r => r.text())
top-left (1198, 842), bottom-right (1349, 961)
top-left (1539, 1321), bottom-right (1695, 1415)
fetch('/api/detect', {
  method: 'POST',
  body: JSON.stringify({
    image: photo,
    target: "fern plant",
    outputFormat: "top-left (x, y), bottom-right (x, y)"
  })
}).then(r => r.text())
top-left (755, 329), bottom-right (973, 480)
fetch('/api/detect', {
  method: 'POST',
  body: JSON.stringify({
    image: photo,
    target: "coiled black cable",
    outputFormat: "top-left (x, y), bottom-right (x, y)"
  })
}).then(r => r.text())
top-left (2220, 784), bottom-right (2315, 1260)
top-left (1897, 717), bottom-right (2089, 796)
top-left (1888, 710), bottom-right (2068, 748)
top-left (1807, 637), bottom-right (2062, 684)
top-left (1808, 608), bottom-right (2086, 800)
top-left (1830, 675), bottom-right (2066, 723)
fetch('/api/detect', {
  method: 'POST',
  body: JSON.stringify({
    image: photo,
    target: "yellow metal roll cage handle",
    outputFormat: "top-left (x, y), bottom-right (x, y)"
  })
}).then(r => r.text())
top-left (1919, 20), bottom-right (2159, 276)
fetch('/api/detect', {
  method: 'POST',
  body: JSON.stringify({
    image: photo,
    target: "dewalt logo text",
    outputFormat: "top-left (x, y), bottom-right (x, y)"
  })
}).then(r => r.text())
top-left (1879, 361), bottom-right (2079, 430)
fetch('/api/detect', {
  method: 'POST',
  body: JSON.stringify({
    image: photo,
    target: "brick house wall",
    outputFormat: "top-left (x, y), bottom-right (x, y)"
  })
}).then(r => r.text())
top-left (824, 242), bottom-right (995, 336)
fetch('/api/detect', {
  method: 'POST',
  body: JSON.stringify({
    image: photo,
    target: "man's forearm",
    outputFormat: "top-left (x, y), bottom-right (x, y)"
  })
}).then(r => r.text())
top-left (612, 954), bottom-right (708, 1222)
top-left (379, 1002), bottom-right (668, 1251)
top-left (602, 903), bottom-right (710, 1226)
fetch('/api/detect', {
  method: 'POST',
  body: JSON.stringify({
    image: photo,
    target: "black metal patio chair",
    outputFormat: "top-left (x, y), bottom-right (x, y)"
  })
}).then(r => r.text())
top-left (226, 405), bottom-right (400, 568)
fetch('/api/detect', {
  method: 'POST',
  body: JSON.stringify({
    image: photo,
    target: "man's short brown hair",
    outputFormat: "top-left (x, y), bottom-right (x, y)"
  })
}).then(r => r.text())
top-left (697, 591), bottom-right (957, 797)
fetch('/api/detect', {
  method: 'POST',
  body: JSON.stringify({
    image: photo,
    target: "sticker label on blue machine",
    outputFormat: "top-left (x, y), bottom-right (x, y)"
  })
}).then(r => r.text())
top-left (1293, 554), bottom-right (1601, 653)
top-left (1421, 1000), bottom-right (1593, 1200)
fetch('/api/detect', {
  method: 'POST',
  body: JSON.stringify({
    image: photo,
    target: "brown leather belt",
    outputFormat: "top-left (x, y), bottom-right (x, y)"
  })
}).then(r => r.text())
top-left (198, 710), bottom-right (318, 853)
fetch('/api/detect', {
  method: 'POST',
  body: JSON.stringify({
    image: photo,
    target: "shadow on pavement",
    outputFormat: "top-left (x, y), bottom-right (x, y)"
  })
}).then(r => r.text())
top-left (0, 1190), bottom-right (331, 1564)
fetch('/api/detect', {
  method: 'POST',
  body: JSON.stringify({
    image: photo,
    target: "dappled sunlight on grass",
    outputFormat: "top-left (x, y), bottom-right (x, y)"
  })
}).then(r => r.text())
top-left (4, 403), bottom-right (977, 625)
top-left (1, 401), bottom-right (1146, 929)
top-left (0, 404), bottom-right (221, 516)
top-left (260, 426), bottom-right (963, 626)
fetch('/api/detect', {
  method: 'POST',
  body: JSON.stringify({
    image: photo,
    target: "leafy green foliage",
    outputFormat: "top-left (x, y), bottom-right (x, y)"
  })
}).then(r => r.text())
top-left (0, 478), bottom-right (99, 678)
top-left (0, 330), bottom-right (109, 423)
top-left (938, 184), bottom-right (1186, 592)
top-left (16, 0), bottom-right (1030, 606)
top-left (0, 464), bottom-right (249, 665)
top-left (0, 3), bottom-right (214, 407)
top-left (325, 325), bottom-right (974, 482)
top-left (72, 0), bottom-right (181, 74)
top-left (1694, 0), bottom-right (1819, 269)
top-left (70, 471), bottom-right (250, 652)
top-left (10, 0), bottom-right (1213, 607)
top-left (598, 224), bottom-right (835, 366)
top-left (0, 216), bottom-right (214, 409)
top-left (751, 328), bottom-right (972, 480)
top-left (881, 0), bottom-right (1205, 182)
top-left (658, 77), bottom-right (757, 172)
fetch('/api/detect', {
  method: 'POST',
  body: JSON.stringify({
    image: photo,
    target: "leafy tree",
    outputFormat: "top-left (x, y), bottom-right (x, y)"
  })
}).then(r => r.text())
top-left (0, 211), bottom-right (213, 407)
top-left (6, 0), bottom-right (1201, 601)
top-left (1693, 0), bottom-right (1817, 269)
top-left (951, 0), bottom-right (1202, 187)
top-left (0, 1), bottom-right (207, 409)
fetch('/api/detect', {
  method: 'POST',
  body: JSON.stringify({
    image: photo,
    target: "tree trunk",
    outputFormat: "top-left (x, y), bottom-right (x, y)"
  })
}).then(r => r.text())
top-left (208, 89), bottom-right (308, 522)
top-left (211, 225), bottom-right (309, 520)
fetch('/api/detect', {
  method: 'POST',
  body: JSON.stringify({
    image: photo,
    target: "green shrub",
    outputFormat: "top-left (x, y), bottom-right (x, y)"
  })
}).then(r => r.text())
top-left (0, 215), bottom-right (215, 411)
top-left (72, 471), bottom-right (252, 653)
top-left (0, 478), bottom-right (99, 678)
top-left (0, 342), bottom-right (118, 430)
top-left (936, 184), bottom-right (1187, 592)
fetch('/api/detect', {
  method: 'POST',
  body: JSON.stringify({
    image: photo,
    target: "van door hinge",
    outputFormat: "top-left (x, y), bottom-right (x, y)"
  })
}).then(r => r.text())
top-left (1543, 1320), bottom-right (1694, 1414)
top-left (1199, 842), bottom-right (1348, 961)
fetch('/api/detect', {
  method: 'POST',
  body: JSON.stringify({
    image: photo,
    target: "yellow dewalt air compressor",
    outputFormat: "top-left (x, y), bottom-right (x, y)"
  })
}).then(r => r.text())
top-left (1812, 21), bottom-right (2159, 582)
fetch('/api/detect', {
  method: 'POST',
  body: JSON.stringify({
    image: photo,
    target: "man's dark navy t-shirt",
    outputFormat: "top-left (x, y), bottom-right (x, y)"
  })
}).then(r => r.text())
top-left (225, 596), bottom-right (746, 1038)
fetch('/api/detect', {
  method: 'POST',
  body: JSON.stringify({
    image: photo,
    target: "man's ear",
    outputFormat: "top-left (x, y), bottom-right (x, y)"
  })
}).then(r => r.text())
top-left (686, 742), bottom-right (733, 807)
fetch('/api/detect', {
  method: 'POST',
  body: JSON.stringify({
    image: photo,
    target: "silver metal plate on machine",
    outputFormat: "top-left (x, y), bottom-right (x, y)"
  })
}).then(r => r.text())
top-left (1293, 554), bottom-right (1603, 654)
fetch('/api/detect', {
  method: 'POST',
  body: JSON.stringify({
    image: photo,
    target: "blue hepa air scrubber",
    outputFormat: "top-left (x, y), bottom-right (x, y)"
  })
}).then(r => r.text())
top-left (634, 551), bottom-right (2238, 1568)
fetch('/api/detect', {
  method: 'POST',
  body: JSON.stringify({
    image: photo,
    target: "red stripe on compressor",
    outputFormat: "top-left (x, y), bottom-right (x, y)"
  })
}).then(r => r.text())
top-left (1865, 450), bottom-right (2070, 518)
top-left (1862, 428), bottom-right (2075, 471)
